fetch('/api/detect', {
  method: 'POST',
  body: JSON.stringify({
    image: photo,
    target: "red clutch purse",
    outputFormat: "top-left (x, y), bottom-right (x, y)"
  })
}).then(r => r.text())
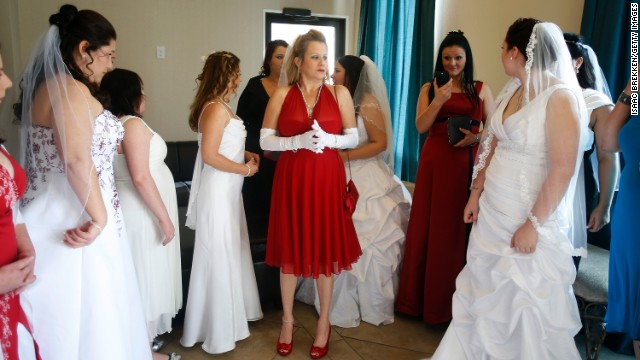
top-left (344, 151), bottom-right (359, 215)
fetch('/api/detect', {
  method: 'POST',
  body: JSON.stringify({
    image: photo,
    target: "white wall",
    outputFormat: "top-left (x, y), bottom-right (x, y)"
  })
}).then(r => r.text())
top-left (0, 0), bottom-right (359, 154)
top-left (435, 0), bottom-right (585, 94)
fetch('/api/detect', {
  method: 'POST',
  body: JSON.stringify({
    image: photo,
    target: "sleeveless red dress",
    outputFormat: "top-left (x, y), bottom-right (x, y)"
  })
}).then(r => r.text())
top-left (265, 85), bottom-right (361, 278)
top-left (0, 147), bottom-right (41, 359)
top-left (396, 82), bottom-right (484, 323)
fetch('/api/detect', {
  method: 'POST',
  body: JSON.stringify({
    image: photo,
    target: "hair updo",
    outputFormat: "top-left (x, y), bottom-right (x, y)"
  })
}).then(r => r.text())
top-left (505, 18), bottom-right (541, 62)
top-left (50, 4), bottom-right (116, 91)
top-left (564, 32), bottom-right (597, 90)
top-left (283, 29), bottom-right (327, 85)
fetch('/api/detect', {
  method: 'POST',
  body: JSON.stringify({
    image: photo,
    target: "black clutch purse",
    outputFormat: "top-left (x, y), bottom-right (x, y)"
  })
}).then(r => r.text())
top-left (446, 116), bottom-right (472, 145)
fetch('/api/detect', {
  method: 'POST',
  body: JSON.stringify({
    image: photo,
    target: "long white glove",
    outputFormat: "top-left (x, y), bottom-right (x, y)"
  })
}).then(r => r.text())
top-left (260, 128), bottom-right (324, 153)
top-left (311, 120), bottom-right (359, 149)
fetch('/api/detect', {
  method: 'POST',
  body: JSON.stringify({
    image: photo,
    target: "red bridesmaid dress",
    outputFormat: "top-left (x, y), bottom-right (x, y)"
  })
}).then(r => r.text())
top-left (265, 85), bottom-right (362, 278)
top-left (396, 82), bottom-right (484, 323)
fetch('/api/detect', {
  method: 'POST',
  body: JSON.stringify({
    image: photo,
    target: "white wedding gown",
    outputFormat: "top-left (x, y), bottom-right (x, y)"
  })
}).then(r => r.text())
top-left (20, 111), bottom-right (151, 360)
top-left (296, 114), bottom-right (411, 328)
top-left (180, 108), bottom-right (263, 354)
top-left (114, 116), bottom-right (183, 340)
top-left (432, 85), bottom-right (582, 360)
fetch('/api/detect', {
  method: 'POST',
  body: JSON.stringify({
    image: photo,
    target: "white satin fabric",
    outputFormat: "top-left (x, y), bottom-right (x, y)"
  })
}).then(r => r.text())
top-left (432, 86), bottom-right (582, 360)
top-left (296, 115), bottom-right (411, 327)
top-left (113, 116), bottom-right (183, 340)
top-left (180, 115), bottom-right (263, 354)
top-left (20, 111), bottom-right (151, 360)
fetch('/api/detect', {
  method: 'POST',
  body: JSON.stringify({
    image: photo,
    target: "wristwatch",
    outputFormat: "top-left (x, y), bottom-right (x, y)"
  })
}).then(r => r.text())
top-left (618, 91), bottom-right (632, 106)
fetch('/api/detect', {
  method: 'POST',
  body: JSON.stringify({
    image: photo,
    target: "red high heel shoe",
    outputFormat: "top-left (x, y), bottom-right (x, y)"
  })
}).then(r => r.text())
top-left (310, 327), bottom-right (331, 359)
top-left (276, 318), bottom-right (294, 356)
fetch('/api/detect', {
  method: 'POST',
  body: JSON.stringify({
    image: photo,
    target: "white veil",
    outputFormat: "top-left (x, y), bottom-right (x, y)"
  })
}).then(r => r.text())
top-left (583, 44), bottom-right (611, 100)
top-left (18, 25), bottom-right (95, 224)
top-left (472, 22), bottom-right (588, 249)
top-left (352, 55), bottom-right (395, 171)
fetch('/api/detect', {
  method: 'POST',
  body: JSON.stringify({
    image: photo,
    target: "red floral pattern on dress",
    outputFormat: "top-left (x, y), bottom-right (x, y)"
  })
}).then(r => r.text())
top-left (22, 110), bottom-right (124, 231)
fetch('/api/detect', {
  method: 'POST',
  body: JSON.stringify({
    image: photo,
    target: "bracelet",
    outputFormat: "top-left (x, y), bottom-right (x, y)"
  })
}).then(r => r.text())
top-left (89, 220), bottom-right (103, 233)
top-left (244, 163), bottom-right (251, 177)
top-left (527, 213), bottom-right (541, 231)
top-left (618, 91), bottom-right (632, 106)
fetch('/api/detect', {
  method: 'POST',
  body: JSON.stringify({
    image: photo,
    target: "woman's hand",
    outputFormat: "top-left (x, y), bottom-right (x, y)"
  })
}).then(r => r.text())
top-left (463, 195), bottom-right (480, 223)
top-left (454, 129), bottom-right (480, 147)
top-left (510, 220), bottom-right (538, 253)
top-left (587, 205), bottom-right (610, 233)
top-left (160, 219), bottom-right (176, 246)
top-left (432, 78), bottom-right (453, 106)
top-left (245, 158), bottom-right (259, 177)
top-left (0, 256), bottom-right (36, 295)
top-left (64, 220), bottom-right (102, 248)
top-left (245, 151), bottom-right (260, 166)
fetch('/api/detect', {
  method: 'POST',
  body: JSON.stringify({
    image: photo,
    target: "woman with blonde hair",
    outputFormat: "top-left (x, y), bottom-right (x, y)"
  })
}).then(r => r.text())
top-left (260, 30), bottom-right (362, 359)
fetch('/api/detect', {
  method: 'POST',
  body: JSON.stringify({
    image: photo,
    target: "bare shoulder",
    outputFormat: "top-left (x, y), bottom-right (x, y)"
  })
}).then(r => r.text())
top-left (200, 101), bottom-right (230, 124)
top-left (478, 82), bottom-right (493, 99)
top-left (548, 87), bottom-right (578, 107)
top-left (273, 85), bottom-right (291, 99)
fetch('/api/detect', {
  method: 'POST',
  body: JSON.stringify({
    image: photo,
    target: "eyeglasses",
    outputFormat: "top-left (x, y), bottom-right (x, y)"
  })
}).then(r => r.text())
top-left (97, 48), bottom-right (116, 63)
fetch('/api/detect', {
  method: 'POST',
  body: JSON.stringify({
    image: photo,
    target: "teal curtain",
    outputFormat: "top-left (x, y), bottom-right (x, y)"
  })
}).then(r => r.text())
top-left (358, 0), bottom-right (436, 181)
top-left (581, 0), bottom-right (630, 95)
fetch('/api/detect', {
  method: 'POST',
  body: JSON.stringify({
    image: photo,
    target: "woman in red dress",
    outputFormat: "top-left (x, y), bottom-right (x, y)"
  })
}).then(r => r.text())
top-left (260, 30), bottom-right (361, 359)
top-left (0, 48), bottom-right (40, 360)
top-left (395, 31), bottom-right (494, 324)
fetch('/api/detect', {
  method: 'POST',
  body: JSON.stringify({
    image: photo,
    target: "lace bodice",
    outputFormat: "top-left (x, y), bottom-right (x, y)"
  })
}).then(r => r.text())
top-left (23, 110), bottom-right (124, 211)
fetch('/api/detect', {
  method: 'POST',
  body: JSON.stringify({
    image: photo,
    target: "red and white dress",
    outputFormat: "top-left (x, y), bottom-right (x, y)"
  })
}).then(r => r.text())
top-left (0, 146), bottom-right (40, 360)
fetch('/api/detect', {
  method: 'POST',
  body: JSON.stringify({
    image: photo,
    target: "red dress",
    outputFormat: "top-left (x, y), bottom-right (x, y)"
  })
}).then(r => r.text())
top-left (395, 82), bottom-right (484, 323)
top-left (0, 146), bottom-right (40, 359)
top-left (265, 85), bottom-right (361, 278)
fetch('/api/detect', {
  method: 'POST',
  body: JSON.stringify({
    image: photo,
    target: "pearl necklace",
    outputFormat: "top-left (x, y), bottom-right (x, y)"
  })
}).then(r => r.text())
top-left (296, 82), bottom-right (322, 120)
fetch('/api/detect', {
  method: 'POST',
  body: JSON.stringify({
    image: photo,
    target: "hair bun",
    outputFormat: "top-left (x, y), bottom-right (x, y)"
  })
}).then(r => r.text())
top-left (49, 4), bottom-right (78, 29)
top-left (447, 30), bottom-right (465, 36)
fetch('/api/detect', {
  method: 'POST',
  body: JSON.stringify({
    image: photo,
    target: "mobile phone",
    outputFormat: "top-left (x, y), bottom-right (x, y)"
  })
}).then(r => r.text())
top-left (434, 70), bottom-right (450, 87)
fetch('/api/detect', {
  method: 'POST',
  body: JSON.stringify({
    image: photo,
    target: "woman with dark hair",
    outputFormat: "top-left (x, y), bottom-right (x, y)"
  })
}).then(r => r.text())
top-left (432, 18), bottom-right (587, 359)
top-left (601, 77), bottom-right (640, 359)
top-left (396, 30), bottom-right (493, 324)
top-left (563, 33), bottom-right (618, 269)
top-left (297, 55), bottom-right (411, 328)
top-left (260, 30), bottom-right (361, 359)
top-left (16, 4), bottom-right (151, 359)
top-left (101, 68), bottom-right (182, 360)
top-left (0, 47), bottom-right (41, 360)
top-left (180, 51), bottom-right (262, 354)
top-left (236, 39), bottom-right (288, 252)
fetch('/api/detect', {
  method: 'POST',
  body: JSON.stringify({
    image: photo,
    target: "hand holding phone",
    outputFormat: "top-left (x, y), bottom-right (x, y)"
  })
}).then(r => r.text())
top-left (434, 70), bottom-right (450, 87)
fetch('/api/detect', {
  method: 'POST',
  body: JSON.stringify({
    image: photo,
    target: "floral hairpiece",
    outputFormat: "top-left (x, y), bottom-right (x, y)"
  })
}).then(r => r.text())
top-left (201, 51), bottom-right (235, 62)
top-left (523, 23), bottom-right (539, 103)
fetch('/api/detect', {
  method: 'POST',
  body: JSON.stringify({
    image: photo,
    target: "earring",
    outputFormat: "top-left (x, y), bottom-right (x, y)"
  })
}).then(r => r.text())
top-left (576, 67), bottom-right (580, 74)
top-left (510, 56), bottom-right (513, 60)
top-left (82, 54), bottom-right (88, 62)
